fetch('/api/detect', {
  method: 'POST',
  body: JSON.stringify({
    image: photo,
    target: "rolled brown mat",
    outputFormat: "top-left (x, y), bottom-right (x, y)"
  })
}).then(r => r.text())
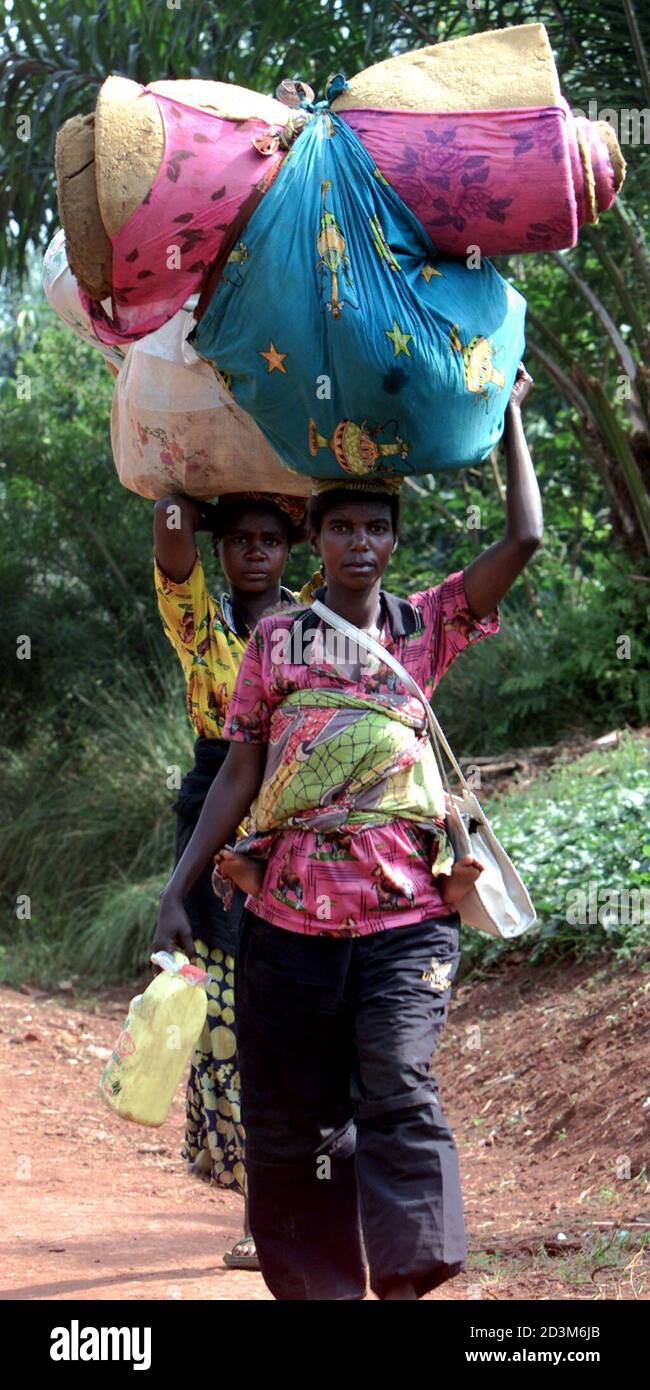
top-left (95, 76), bottom-right (164, 239)
top-left (331, 23), bottom-right (561, 113)
top-left (96, 78), bottom-right (287, 239)
top-left (596, 120), bottom-right (627, 194)
top-left (55, 111), bottom-right (113, 300)
top-left (57, 76), bottom-right (288, 302)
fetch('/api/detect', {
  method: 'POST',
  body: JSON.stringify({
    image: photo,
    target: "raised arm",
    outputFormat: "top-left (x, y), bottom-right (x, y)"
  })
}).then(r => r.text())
top-left (153, 741), bottom-right (267, 957)
top-left (153, 492), bottom-right (220, 583)
top-left (463, 365), bottom-right (543, 620)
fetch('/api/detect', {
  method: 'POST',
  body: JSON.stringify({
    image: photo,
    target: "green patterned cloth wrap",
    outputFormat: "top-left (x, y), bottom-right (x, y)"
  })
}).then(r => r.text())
top-left (251, 689), bottom-right (452, 872)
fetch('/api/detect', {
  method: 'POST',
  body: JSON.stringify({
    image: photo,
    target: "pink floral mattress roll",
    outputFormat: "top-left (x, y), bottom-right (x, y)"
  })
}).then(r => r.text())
top-left (79, 90), bottom-right (285, 347)
top-left (341, 98), bottom-right (621, 254)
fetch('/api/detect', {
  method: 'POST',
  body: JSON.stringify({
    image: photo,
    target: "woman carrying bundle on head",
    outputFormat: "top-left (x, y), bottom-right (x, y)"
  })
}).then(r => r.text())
top-left (152, 488), bottom-right (310, 1270)
top-left (154, 365), bottom-right (542, 1300)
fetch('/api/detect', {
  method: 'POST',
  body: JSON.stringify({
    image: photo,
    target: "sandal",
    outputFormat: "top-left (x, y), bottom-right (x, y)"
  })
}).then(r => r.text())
top-left (222, 1234), bottom-right (261, 1271)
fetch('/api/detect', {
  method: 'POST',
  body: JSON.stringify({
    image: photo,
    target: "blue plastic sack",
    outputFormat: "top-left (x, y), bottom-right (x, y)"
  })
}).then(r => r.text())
top-left (194, 109), bottom-right (526, 480)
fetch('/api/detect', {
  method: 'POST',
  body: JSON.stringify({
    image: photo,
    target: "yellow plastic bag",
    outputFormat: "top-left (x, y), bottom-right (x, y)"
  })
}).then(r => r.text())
top-left (99, 951), bottom-right (209, 1127)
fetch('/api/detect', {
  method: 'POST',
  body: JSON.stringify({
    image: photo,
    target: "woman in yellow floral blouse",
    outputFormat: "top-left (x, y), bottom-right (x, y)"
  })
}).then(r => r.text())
top-left (153, 490), bottom-right (309, 1269)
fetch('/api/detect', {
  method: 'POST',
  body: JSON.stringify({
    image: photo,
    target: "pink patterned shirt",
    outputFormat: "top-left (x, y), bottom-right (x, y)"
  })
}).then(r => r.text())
top-left (223, 571), bottom-right (499, 935)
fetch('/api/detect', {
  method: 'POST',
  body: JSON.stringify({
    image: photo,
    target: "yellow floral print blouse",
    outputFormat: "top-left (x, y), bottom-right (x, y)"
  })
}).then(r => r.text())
top-left (154, 552), bottom-right (316, 738)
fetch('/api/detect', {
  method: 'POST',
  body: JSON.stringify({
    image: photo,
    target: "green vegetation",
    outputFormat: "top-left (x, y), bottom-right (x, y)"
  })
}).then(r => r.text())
top-left (0, 666), bottom-right (191, 987)
top-left (465, 1226), bottom-right (650, 1300)
top-left (460, 732), bottom-right (650, 975)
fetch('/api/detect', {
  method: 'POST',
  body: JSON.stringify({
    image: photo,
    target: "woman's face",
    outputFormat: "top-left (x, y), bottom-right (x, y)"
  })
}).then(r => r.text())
top-left (217, 508), bottom-right (289, 593)
top-left (312, 501), bottom-right (395, 591)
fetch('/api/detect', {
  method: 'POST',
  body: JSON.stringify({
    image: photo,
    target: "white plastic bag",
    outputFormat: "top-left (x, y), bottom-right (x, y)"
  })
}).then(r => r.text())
top-left (43, 229), bottom-right (311, 501)
top-left (110, 307), bottom-right (311, 500)
top-left (42, 227), bottom-right (124, 368)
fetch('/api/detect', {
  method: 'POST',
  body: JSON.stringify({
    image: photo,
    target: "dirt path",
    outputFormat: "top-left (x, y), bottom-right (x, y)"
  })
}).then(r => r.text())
top-left (1, 956), bottom-right (649, 1301)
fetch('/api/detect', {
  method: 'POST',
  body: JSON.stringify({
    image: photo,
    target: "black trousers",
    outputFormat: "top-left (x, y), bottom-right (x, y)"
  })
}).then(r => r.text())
top-left (235, 909), bottom-right (467, 1300)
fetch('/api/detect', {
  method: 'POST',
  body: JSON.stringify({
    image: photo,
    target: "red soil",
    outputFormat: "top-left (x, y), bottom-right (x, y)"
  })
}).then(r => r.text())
top-left (1, 953), bottom-right (648, 1301)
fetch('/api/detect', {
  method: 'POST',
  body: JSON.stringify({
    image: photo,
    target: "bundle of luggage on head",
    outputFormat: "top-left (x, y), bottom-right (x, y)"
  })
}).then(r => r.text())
top-left (47, 23), bottom-right (625, 496)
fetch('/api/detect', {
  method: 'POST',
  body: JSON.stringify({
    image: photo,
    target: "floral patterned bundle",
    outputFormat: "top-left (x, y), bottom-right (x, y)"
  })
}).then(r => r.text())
top-left (193, 110), bottom-right (526, 478)
top-left (340, 99), bottom-right (622, 257)
top-left (49, 22), bottom-right (625, 491)
top-left (54, 24), bottom-right (624, 353)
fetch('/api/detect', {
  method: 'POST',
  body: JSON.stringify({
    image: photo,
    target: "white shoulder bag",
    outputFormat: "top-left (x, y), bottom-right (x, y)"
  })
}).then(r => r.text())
top-left (311, 599), bottom-right (537, 939)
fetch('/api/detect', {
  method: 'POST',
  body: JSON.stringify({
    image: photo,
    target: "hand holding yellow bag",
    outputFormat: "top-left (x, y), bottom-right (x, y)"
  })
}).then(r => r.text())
top-left (99, 951), bottom-right (209, 1127)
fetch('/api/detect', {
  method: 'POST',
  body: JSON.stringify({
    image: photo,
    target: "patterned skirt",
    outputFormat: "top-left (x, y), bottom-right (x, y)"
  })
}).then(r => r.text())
top-left (181, 938), bottom-right (247, 1198)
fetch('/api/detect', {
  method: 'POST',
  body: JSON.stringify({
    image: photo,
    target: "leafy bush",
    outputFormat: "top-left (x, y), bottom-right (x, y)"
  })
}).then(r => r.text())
top-left (459, 731), bottom-right (650, 974)
top-left (0, 663), bottom-right (192, 985)
top-left (434, 564), bottom-right (650, 755)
